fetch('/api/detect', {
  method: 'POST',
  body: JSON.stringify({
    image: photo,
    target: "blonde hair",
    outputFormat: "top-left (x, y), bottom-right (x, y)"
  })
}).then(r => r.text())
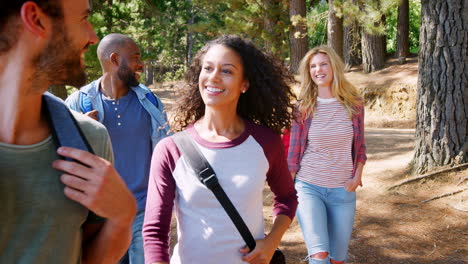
top-left (297, 45), bottom-right (362, 119)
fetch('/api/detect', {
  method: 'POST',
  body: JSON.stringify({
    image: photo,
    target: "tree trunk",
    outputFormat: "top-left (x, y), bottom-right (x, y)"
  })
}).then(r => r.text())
top-left (186, 0), bottom-right (195, 66)
top-left (361, 31), bottom-right (385, 73)
top-left (381, 14), bottom-right (387, 57)
top-left (343, 20), bottom-right (361, 68)
top-left (289, 0), bottom-right (308, 73)
top-left (106, 0), bottom-right (113, 31)
top-left (396, 0), bottom-right (410, 58)
top-left (145, 62), bottom-right (154, 86)
top-left (414, 0), bottom-right (468, 174)
top-left (263, 0), bottom-right (283, 57)
top-left (48, 85), bottom-right (67, 100)
top-left (327, 0), bottom-right (343, 59)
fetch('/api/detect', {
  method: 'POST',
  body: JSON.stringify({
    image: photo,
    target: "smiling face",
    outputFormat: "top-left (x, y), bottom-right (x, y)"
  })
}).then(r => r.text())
top-left (117, 41), bottom-right (144, 87)
top-left (309, 52), bottom-right (334, 90)
top-left (198, 44), bottom-right (248, 111)
top-left (33, 0), bottom-right (98, 87)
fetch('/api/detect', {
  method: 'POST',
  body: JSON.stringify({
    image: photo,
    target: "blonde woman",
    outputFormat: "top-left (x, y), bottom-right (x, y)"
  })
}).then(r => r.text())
top-left (284, 46), bottom-right (366, 264)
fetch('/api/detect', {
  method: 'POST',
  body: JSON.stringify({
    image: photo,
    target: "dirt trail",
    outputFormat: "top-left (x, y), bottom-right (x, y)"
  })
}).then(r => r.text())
top-left (273, 128), bottom-right (466, 264)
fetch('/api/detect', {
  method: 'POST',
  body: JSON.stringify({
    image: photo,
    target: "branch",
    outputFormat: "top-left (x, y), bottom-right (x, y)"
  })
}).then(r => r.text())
top-left (457, 176), bottom-right (468, 185)
top-left (421, 188), bottom-right (467, 203)
top-left (450, 203), bottom-right (468, 213)
top-left (389, 163), bottom-right (468, 190)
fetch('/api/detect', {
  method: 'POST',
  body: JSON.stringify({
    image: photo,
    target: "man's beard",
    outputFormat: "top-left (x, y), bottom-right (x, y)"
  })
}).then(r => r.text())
top-left (117, 59), bottom-right (139, 87)
top-left (32, 22), bottom-right (87, 90)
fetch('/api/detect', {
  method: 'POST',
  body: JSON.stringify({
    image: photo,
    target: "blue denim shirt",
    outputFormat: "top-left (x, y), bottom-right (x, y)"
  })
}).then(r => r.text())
top-left (65, 78), bottom-right (171, 149)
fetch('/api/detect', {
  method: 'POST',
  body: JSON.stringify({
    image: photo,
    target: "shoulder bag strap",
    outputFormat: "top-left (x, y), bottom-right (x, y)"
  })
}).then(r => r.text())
top-left (172, 131), bottom-right (257, 251)
top-left (79, 91), bottom-right (94, 113)
top-left (43, 92), bottom-right (94, 160)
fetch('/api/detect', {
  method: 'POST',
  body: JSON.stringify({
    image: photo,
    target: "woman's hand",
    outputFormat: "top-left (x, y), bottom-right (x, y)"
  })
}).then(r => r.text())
top-left (344, 177), bottom-right (362, 192)
top-left (344, 162), bottom-right (364, 192)
top-left (239, 238), bottom-right (277, 264)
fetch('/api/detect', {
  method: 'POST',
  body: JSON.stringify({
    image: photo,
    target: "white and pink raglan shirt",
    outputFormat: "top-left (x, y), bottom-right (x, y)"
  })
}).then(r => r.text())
top-left (143, 120), bottom-right (298, 264)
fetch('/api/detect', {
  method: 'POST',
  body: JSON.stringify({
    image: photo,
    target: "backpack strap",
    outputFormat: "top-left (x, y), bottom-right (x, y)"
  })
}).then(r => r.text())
top-left (43, 92), bottom-right (94, 159)
top-left (145, 91), bottom-right (159, 108)
top-left (79, 91), bottom-right (94, 113)
top-left (172, 131), bottom-right (257, 251)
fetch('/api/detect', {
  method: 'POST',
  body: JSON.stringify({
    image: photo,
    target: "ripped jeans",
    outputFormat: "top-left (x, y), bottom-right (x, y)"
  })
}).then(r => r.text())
top-left (295, 179), bottom-right (356, 264)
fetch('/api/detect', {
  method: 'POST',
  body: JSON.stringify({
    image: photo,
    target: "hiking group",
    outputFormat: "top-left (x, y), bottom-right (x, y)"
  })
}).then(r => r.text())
top-left (0, 1), bottom-right (366, 264)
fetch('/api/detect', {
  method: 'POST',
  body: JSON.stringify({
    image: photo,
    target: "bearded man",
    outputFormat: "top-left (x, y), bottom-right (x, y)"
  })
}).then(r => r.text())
top-left (0, 1), bottom-right (137, 263)
top-left (66, 33), bottom-right (170, 264)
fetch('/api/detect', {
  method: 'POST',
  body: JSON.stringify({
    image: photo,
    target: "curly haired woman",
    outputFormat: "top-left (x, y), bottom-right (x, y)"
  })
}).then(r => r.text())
top-left (143, 35), bottom-right (298, 264)
top-left (285, 46), bottom-right (367, 264)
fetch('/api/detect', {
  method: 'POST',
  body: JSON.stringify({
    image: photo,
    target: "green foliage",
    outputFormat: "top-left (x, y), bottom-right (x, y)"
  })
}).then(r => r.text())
top-left (337, 0), bottom-right (400, 35)
top-left (306, 2), bottom-right (328, 48)
top-left (84, 0), bottom-right (294, 84)
top-left (383, 0), bottom-right (421, 54)
top-left (66, 85), bottom-right (78, 95)
top-left (408, 0), bottom-right (421, 53)
top-left (79, 0), bottom-right (420, 87)
top-left (385, 4), bottom-right (398, 53)
top-left (84, 0), bottom-right (192, 83)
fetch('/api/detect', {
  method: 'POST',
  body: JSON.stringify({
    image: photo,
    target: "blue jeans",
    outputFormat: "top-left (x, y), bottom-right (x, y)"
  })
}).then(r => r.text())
top-left (295, 179), bottom-right (356, 264)
top-left (119, 210), bottom-right (145, 264)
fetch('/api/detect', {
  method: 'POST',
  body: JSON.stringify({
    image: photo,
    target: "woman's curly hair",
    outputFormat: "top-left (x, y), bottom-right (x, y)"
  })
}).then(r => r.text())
top-left (171, 35), bottom-right (296, 134)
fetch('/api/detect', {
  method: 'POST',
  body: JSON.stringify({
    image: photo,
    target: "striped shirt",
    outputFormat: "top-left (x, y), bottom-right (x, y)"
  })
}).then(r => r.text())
top-left (283, 98), bottom-right (366, 180)
top-left (296, 97), bottom-right (353, 187)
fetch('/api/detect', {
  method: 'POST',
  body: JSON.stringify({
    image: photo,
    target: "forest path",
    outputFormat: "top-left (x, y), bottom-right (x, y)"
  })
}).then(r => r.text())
top-left (275, 128), bottom-right (466, 264)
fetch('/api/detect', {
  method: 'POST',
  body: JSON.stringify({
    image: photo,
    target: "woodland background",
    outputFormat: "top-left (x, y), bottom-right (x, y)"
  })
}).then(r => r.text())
top-left (47, 1), bottom-right (467, 262)
top-left (50, 0), bottom-right (467, 175)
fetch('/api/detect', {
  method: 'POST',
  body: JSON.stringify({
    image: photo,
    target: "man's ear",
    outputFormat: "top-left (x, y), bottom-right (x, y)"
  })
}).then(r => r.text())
top-left (20, 2), bottom-right (51, 38)
top-left (110, 53), bottom-right (120, 66)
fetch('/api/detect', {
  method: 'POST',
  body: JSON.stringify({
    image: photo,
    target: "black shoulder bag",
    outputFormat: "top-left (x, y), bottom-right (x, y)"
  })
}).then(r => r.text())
top-left (172, 131), bottom-right (285, 264)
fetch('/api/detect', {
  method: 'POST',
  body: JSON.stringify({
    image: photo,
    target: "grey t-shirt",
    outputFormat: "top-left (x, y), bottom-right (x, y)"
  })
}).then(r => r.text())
top-left (0, 112), bottom-right (113, 264)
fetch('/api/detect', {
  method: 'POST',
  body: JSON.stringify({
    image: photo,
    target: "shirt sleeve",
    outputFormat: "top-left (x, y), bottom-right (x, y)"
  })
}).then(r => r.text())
top-left (65, 91), bottom-right (82, 113)
top-left (356, 104), bottom-right (367, 164)
top-left (143, 137), bottom-right (180, 263)
top-left (287, 119), bottom-right (303, 174)
top-left (281, 129), bottom-right (291, 158)
top-left (251, 127), bottom-right (298, 220)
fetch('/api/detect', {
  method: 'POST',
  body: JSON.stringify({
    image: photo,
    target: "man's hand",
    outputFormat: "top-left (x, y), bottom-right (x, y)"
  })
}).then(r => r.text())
top-left (52, 146), bottom-right (136, 225)
top-left (84, 110), bottom-right (99, 121)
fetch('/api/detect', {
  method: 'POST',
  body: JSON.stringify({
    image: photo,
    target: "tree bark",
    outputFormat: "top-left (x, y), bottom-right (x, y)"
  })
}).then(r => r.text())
top-left (414, 0), bottom-right (468, 174)
top-left (145, 61), bottom-right (154, 86)
top-left (289, 0), bottom-right (308, 73)
top-left (327, 0), bottom-right (343, 59)
top-left (381, 14), bottom-right (387, 56)
top-left (48, 85), bottom-right (67, 100)
top-left (396, 0), bottom-right (410, 58)
top-left (343, 19), bottom-right (361, 68)
top-left (361, 31), bottom-right (385, 73)
top-left (186, 0), bottom-right (195, 66)
top-left (263, 0), bottom-right (284, 57)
